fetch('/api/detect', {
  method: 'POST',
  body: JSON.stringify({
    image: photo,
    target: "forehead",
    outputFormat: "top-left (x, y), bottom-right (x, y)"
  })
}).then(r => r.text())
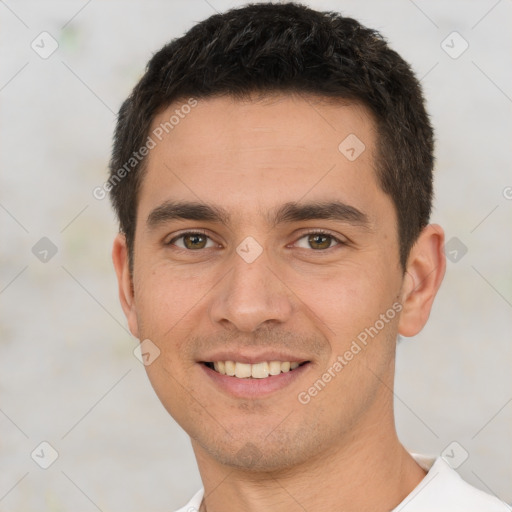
top-left (148, 93), bottom-right (375, 161)
top-left (138, 93), bottom-right (390, 229)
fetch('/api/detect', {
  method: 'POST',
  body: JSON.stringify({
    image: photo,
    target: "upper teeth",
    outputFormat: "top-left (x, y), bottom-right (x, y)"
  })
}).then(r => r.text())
top-left (213, 361), bottom-right (300, 379)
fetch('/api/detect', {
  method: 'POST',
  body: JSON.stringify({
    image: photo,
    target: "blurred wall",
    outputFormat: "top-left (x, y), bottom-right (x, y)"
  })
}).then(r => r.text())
top-left (1, 1), bottom-right (510, 510)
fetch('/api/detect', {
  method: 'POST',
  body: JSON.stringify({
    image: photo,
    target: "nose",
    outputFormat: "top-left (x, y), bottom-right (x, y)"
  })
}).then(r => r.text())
top-left (209, 244), bottom-right (294, 333)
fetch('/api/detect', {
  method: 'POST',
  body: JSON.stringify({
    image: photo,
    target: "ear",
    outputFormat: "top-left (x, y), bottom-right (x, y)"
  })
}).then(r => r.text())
top-left (398, 224), bottom-right (446, 337)
top-left (112, 233), bottom-right (140, 339)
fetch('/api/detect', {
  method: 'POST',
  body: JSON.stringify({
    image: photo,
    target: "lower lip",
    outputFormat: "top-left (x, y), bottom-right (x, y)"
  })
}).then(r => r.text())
top-left (200, 363), bottom-right (311, 399)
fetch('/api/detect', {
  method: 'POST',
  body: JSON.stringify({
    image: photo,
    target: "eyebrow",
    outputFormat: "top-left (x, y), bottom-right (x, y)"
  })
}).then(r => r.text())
top-left (146, 199), bottom-right (371, 230)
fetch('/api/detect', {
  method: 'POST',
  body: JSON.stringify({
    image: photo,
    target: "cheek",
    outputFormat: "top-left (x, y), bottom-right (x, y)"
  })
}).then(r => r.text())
top-left (135, 266), bottom-right (204, 414)
top-left (295, 263), bottom-right (401, 386)
top-left (143, 361), bottom-right (203, 431)
top-left (291, 264), bottom-right (392, 339)
top-left (134, 259), bottom-right (208, 338)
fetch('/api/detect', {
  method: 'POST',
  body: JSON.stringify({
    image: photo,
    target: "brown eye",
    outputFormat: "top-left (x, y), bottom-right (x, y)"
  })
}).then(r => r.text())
top-left (183, 233), bottom-right (207, 249)
top-left (168, 232), bottom-right (214, 250)
top-left (294, 231), bottom-right (344, 251)
top-left (308, 233), bottom-right (334, 250)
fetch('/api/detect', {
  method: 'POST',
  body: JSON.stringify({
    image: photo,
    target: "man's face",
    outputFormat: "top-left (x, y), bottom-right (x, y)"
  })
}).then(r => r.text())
top-left (124, 94), bottom-right (408, 470)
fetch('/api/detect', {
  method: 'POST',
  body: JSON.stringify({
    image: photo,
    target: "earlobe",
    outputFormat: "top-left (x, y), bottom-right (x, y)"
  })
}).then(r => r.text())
top-left (398, 224), bottom-right (446, 338)
top-left (112, 233), bottom-right (140, 339)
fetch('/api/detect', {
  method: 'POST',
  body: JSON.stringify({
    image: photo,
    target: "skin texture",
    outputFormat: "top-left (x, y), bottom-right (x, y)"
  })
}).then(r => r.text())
top-left (113, 93), bottom-right (446, 512)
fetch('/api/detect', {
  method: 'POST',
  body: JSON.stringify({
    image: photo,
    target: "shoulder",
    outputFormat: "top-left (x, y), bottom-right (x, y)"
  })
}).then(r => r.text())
top-left (394, 455), bottom-right (509, 512)
top-left (172, 489), bottom-right (204, 512)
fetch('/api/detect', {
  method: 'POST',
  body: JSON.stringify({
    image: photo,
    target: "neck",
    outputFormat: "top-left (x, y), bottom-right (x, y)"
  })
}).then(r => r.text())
top-left (193, 412), bottom-right (427, 512)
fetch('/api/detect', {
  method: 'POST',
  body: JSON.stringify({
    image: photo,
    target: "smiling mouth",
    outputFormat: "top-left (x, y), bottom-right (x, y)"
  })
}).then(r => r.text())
top-left (203, 361), bottom-right (309, 379)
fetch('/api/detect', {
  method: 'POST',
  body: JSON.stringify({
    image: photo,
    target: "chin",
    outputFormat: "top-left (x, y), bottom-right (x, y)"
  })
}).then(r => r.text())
top-left (193, 421), bottom-right (329, 473)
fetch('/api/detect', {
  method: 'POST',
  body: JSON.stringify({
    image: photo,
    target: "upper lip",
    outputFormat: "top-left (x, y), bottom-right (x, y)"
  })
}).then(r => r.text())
top-left (199, 351), bottom-right (310, 365)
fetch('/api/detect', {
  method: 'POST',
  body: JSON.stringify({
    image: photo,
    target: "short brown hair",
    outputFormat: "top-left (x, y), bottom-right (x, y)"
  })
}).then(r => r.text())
top-left (109, 2), bottom-right (434, 271)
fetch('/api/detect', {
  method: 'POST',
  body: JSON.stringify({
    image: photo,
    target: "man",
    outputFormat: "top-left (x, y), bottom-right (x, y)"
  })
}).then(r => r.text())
top-left (109, 3), bottom-right (508, 511)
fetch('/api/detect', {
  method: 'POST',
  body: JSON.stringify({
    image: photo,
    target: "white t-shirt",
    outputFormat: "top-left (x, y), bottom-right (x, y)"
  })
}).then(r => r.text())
top-left (173, 452), bottom-right (509, 512)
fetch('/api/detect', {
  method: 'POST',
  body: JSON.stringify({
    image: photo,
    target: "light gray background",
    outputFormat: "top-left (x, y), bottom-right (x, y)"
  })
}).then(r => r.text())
top-left (1, 1), bottom-right (511, 510)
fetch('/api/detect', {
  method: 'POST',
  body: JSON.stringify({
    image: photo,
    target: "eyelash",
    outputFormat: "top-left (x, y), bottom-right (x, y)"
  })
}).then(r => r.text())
top-left (166, 229), bottom-right (347, 252)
